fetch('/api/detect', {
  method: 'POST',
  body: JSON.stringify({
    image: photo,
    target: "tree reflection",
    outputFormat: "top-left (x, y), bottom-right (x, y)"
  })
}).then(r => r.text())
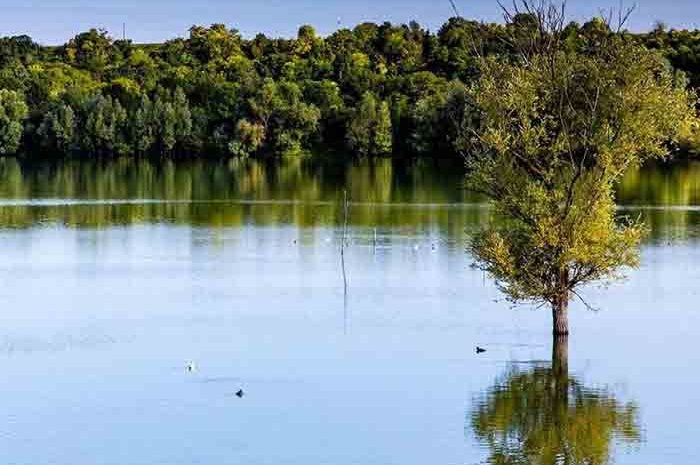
top-left (0, 157), bottom-right (487, 232)
top-left (0, 157), bottom-right (694, 241)
top-left (470, 337), bottom-right (642, 465)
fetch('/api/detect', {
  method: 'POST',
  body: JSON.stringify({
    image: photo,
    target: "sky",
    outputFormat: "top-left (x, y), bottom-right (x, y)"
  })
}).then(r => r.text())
top-left (1, 0), bottom-right (698, 45)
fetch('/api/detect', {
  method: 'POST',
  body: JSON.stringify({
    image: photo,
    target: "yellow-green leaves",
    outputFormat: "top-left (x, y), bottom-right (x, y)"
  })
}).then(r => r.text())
top-left (468, 21), bottom-right (698, 310)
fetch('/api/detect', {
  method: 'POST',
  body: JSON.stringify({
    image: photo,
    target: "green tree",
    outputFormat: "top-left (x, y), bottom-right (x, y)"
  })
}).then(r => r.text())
top-left (37, 101), bottom-right (76, 154)
top-left (347, 91), bottom-right (393, 156)
top-left (64, 29), bottom-right (114, 77)
top-left (131, 94), bottom-right (155, 154)
top-left (303, 79), bottom-right (346, 144)
top-left (0, 89), bottom-right (28, 154)
top-left (229, 119), bottom-right (265, 157)
top-left (153, 93), bottom-right (176, 153)
top-left (0, 15), bottom-right (698, 161)
top-left (172, 87), bottom-right (193, 149)
top-left (188, 24), bottom-right (242, 64)
top-left (79, 94), bottom-right (129, 156)
top-left (466, 2), bottom-right (697, 335)
top-left (374, 100), bottom-right (392, 155)
top-left (412, 80), bottom-right (468, 155)
top-left (248, 78), bottom-right (320, 154)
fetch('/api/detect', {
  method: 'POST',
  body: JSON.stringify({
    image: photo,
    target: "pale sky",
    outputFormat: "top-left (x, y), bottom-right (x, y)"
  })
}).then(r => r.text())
top-left (1, 0), bottom-right (697, 45)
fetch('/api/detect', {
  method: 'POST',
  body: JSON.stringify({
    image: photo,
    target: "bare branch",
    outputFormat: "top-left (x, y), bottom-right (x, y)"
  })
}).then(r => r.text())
top-left (571, 289), bottom-right (600, 312)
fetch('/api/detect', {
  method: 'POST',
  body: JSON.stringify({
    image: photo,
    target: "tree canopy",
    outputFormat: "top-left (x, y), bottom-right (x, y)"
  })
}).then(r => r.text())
top-left (466, 2), bottom-right (698, 335)
top-left (0, 14), bottom-right (697, 159)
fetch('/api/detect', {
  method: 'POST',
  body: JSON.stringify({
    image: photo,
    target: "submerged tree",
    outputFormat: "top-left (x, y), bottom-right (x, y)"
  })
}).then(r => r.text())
top-left (470, 338), bottom-right (642, 465)
top-left (466, 2), bottom-right (698, 335)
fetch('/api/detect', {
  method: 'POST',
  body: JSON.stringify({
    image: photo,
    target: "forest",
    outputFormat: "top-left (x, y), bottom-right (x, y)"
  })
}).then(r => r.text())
top-left (0, 15), bottom-right (698, 159)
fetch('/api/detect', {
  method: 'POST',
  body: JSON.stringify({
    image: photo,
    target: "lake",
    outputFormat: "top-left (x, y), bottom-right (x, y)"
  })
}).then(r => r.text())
top-left (0, 157), bottom-right (699, 465)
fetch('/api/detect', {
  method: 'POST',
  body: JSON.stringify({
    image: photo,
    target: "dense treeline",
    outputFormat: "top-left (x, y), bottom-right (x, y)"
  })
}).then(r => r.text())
top-left (0, 16), bottom-right (698, 159)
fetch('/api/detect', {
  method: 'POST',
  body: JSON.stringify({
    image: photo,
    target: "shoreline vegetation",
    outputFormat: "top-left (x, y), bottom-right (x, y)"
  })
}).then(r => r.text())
top-left (0, 16), bottom-right (698, 160)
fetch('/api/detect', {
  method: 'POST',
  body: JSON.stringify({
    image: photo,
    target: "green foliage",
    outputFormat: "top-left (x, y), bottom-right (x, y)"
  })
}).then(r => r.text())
top-left (412, 80), bottom-right (471, 155)
top-left (466, 5), bottom-right (698, 329)
top-left (0, 13), bottom-right (696, 159)
top-left (188, 24), bottom-right (242, 64)
top-left (229, 119), bottom-right (265, 157)
top-left (0, 89), bottom-right (28, 154)
top-left (37, 102), bottom-right (76, 153)
top-left (64, 29), bottom-right (114, 76)
top-left (80, 94), bottom-right (129, 156)
top-left (347, 92), bottom-right (393, 156)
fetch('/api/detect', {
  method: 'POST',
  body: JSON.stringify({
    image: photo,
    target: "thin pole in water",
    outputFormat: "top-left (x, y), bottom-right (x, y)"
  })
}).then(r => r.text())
top-left (341, 190), bottom-right (349, 333)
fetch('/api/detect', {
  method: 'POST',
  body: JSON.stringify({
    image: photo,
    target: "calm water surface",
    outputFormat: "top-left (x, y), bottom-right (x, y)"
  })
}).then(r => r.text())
top-left (1, 157), bottom-right (699, 465)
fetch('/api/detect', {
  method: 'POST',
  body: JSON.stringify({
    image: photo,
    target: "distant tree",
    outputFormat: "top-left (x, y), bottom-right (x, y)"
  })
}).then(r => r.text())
top-left (79, 94), bottom-right (129, 156)
top-left (172, 87), bottom-right (193, 149)
top-left (295, 25), bottom-right (318, 57)
top-left (0, 89), bottom-right (28, 154)
top-left (466, 2), bottom-right (698, 335)
top-left (248, 78), bottom-right (320, 154)
top-left (188, 24), bottom-right (242, 64)
top-left (152, 93), bottom-right (176, 153)
top-left (412, 80), bottom-right (469, 155)
top-left (229, 119), bottom-right (265, 157)
top-left (0, 13), bottom-right (697, 160)
top-left (374, 100), bottom-right (392, 155)
top-left (130, 94), bottom-right (155, 154)
top-left (64, 29), bottom-right (114, 77)
top-left (37, 101), bottom-right (76, 154)
top-left (298, 80), bottom-right (344, 147)
top-left (347, 92), bottom-right (393, 156)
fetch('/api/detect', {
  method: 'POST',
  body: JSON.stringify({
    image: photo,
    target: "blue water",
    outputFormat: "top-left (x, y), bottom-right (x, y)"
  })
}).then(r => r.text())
top-left (0, 158), bottom-right (699, 464)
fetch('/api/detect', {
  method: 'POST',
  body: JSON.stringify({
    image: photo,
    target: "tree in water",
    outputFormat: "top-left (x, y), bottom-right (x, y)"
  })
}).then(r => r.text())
top-left (470, 337), bottom-right (642, 465)
top-left (465, 2), bottom-right (697, 335)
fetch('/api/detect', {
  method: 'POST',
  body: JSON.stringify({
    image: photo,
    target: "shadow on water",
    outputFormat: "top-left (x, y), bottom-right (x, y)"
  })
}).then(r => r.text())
top-left (469, 337), bottom-right (643, 465)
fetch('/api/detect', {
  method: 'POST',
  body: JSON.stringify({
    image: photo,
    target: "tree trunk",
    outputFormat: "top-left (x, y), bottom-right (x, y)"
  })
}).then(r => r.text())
top-left (552, 295), bottom-right (570, 336)
top-left (551, 334), bottom-right (569, 427)
top-left (552, 267), bottom-right (570, 336)
top-left (552, 334), bottom-right (569, 380)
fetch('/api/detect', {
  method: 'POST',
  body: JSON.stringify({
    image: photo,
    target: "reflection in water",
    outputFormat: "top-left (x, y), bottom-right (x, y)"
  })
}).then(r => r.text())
top-left (0, 157), bottom-right (487, 235)
top-left (619, 161), bottom-right (700, 242)
top-left (470, 338), bottom-right (642, 465)
top-left (0, 157), bottom-right (699, 241)
top-left (619, 160), bottom-right (700, 206)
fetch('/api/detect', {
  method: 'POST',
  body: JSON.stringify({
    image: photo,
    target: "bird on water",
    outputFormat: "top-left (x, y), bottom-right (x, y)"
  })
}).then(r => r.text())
top-left (236, 389), bottom-right (245, 398)
top-left (476, 347), bottom-right (487, 354)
